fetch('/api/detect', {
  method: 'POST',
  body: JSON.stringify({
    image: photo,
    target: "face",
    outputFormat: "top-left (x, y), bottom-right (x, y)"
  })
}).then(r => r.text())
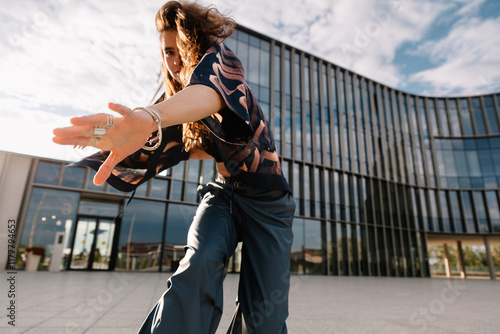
top-left (161, 30), bottom-right (183, 83)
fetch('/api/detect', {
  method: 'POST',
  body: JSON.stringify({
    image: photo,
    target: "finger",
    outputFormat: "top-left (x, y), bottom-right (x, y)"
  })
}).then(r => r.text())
top-left (52, 136), bottom-right (100, 148)
top-left (71, 113), bottom-right (110, 127)
top-left (94, 151), bottom-right (124, 185)
top-left (53, 125), bottom-right (94, 138)
top-left (108, 102), bottom-right (133, 118)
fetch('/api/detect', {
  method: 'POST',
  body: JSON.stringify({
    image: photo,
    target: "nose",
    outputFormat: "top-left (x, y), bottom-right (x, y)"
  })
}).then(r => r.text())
top-left (174, 56), bottom-right (181, 66)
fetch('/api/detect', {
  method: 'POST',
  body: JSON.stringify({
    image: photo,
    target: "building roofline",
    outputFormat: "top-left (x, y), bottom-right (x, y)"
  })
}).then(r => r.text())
top-left (235, 23), bottom-right (500, 100)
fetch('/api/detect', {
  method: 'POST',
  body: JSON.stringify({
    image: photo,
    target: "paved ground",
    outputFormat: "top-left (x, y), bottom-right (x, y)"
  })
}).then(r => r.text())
top-left (0, 270), bottom-right (498, 334)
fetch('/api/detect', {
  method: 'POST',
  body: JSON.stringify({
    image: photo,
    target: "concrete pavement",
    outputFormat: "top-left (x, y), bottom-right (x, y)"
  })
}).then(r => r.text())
top-left (1, 271), bottom-right (498, 333)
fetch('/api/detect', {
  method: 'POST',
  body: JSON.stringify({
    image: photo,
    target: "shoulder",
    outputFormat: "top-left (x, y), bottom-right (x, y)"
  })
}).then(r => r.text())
top-left (202, 43), bottom-right (244, 74)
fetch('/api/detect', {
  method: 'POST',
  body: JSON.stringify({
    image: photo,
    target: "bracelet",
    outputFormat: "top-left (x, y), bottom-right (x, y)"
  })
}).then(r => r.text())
top-left (133, 107), bottom-right (162, 151)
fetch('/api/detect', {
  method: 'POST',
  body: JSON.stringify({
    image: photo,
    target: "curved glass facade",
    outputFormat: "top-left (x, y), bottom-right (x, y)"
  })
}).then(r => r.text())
top-left (223, 27), bottom-right (500, 277)
top-left (11, 25), bottom-right (500, 278)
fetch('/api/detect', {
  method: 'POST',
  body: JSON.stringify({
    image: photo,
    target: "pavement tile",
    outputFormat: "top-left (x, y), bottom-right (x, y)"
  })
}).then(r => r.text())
top-left (1, 271), bottom-right (498, 334)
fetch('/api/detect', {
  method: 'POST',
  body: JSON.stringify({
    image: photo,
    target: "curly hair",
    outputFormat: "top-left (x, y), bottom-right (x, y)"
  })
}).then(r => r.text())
top-left (156, 1), bottom-right (235, 152)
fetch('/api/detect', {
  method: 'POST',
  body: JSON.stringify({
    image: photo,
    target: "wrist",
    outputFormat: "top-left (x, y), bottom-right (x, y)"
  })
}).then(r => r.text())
top-left (136, 108), bottom-right (159, 133)
top-left (133, 106), bottom-right (163, 151)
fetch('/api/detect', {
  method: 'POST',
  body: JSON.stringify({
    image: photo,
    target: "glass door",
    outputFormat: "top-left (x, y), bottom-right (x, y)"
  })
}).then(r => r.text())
top-left (70, 216), bottom-right (116, 270)
top-left (92, 219), bottom-right (115, 270)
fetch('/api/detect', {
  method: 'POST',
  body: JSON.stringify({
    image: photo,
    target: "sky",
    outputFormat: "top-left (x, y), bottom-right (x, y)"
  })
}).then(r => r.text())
top-left (1, 0), bottom-right (499, 162)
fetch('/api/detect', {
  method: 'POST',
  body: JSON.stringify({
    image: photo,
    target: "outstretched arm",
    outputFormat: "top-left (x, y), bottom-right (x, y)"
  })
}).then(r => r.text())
top-left (53, 85), bottom-right (225, 185)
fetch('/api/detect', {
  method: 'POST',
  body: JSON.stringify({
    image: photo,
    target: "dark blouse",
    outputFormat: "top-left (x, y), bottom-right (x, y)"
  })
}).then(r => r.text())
top-left (74, 43), bottom-right (291, 193)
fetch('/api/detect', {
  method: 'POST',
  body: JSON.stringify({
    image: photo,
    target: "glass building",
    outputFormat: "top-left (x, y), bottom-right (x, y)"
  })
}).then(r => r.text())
top-left (2, 25), bottom-right (500, 279)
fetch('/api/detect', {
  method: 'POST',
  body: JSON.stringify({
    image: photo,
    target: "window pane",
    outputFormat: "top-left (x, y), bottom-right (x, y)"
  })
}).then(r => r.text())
top-left (484, 97), bottom-right (500, 133)
top-left (35, 161), bottom-right (60, 185)
top-left (473, 192), bottom-right (489, 232)
top-left (471, 98), bottom-right (486, 135)
top-left (117, 199), bottom-right (166, 272)
top-left (486, 191), bottom-right (500, 232)
top-left (291, 218), bottom-right (305, 274)
top-left (450, 191), bottom-right (463, 232)
top-left (461, 191), bottom-right (476, 233)
top-left (18, 188), bottom-right (80, 270)
top-left (304, 219), bottom-right (325, 275)
top-left (151, 178), bottom-right (169, 199)
top-left (78, 200), bottom-right (119, 217)
top-left (459, 99), bottom-right (473, 135)
top-left (61, 166), bottom-right (85, 188)
top-left (448, 100), bottom-right (461, 136)
top-left (164, 204), bottom-right (197, 245)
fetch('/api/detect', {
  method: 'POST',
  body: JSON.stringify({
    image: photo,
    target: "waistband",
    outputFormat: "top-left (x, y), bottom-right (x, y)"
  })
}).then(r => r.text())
top-left (214, 175), bottom-right (245, 192)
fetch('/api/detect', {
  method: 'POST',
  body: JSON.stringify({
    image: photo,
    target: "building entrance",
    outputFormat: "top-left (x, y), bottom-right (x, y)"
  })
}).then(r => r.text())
top-left (427, 234), bottom-right (500, 279)
top-left (69, 215), bottom-right (117, 270)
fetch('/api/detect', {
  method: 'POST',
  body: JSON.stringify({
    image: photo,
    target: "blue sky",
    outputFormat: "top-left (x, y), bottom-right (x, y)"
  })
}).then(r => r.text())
top-left (1, 0), bottom-right (499, 161)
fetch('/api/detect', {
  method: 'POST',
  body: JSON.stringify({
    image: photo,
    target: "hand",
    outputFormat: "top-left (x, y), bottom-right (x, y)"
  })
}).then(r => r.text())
top-left (53, 103), bottom-right (157, 186)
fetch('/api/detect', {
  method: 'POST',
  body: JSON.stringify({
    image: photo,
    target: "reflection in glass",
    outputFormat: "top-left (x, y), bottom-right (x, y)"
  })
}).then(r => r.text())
top-left (484, 97), bottom-right (499, 133)
top-left (18, 188), bottom-right (80, 270)
top-left (151, 178), bottom-right (169, 199)
top-left (473, 192), bottom-right (489, 233)
top-left (70, 218), bottom-right (96, 269)
top-left (78, 200), bottom-right (119, 217)
top-left (486, 191), bottom-right (500, 232)
top-left (437, 99), bottom-right (449, 136)
top-left (34, 161), bottom-right (60, 185)
top-left (162, 204), bottom-right (197, 272)
top-left (69, 217), bottom-right (115, 270)
top-left (471, 98), bottom-right (486, 135)
top-left (378, 227), bottom-right (387, 276)
top-left (385, 228), bottom-right (396, 276)
top-left (459, 99), bottom-right (473, 135)
top-left (369, 226), bottom-right (377, 275)
top-left (61, 166), bottom-right (85, 188)
top-left (461, 191), bottom-right (476, 233)
top-left (462, 245), bottom-right (490, 277)
top-left (134, 181), bottom-right (148, 197)
top-left (448, 99), bottom-right (461, 136)
top-left (291, 218), bottom-right (305, 274)
top-left (116, 200), bottom-right (165, 272)
top-left (428, 245), bottom-right (462, 277)
top-left (92, 219), bottom-right (115, 270)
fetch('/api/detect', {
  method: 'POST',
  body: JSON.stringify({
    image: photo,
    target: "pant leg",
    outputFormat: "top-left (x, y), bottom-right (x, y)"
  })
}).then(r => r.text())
top-left (227, 188), bottom-right (295, 334)
top-left (138, 184), bottom-right (240, 334)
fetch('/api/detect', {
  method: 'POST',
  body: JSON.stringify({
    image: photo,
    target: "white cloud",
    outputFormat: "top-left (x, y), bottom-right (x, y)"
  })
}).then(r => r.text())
top-left (408, 16), bottom-right (500, 96)
top-left (0, 0), bottom-right (164, 161)
top-left (0, 97), bottom-right (99, 161)
top-left (454, 0), bottom-right (487, 18)
top-left (0, 0), bottom-right (499, 162)
top-left (218, 0), bottom-right (456, 89)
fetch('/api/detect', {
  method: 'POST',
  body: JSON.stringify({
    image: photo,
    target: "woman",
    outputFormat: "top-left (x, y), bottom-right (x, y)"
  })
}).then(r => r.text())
top-left (53, 1), bottom-right (294, 333)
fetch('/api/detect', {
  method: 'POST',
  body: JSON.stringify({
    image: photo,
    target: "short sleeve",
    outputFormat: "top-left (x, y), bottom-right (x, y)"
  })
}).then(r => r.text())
top-left (187, 43), bottom-right (254, 144)
top-left (72, 125), bottom-right (189, 192)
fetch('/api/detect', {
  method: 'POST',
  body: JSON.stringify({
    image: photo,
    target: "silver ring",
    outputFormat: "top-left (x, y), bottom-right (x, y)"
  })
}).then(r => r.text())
top-left (126, 109), bottom-right (135, 119)
top-left (103, 114), bottom-right (115, 128)
top-left (93, 127), bottom-right (106, 138)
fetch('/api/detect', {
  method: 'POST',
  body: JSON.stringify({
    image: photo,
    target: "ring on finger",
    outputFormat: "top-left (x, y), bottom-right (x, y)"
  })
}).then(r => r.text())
top-left (103, 113), bottom-right (115, 128)
top-left (126, 109), bottom-right (135, 119)
top-left (90, 137), bottom-right (100, 147)
top-left (93, 127), bottom-right (106, 137)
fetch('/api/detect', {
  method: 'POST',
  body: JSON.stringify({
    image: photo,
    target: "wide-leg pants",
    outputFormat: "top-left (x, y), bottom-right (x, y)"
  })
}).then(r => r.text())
top-left (137, 180), bottom-right (295, 334)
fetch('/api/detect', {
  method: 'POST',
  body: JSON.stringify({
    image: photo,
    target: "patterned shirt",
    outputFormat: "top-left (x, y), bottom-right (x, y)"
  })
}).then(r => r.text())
top-left (75, 43), bottom-right (291, 193)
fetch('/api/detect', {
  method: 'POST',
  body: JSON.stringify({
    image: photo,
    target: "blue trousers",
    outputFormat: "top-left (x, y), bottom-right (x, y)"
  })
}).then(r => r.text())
top-left (137, 180), bottom-right (295, 334)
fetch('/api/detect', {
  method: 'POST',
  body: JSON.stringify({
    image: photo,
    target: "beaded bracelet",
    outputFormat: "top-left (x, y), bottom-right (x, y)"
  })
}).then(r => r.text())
top-left (133, 107), bottom-right (162, 151)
